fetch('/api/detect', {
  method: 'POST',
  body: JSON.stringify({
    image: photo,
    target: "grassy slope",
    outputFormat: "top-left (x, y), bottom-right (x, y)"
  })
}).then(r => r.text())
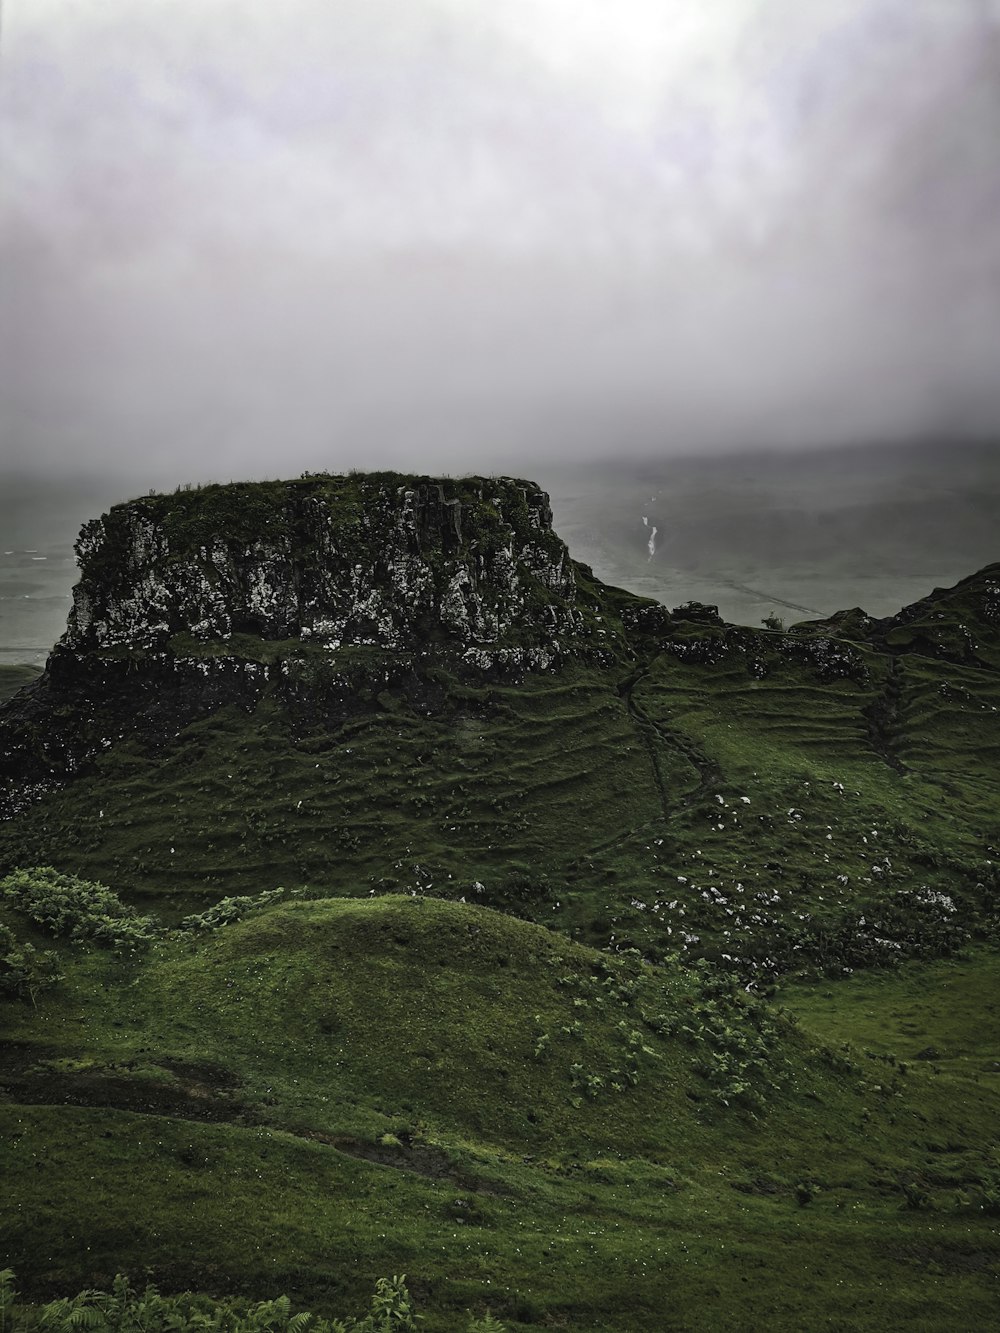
top-left (3, 895), bottom-right (999, 1330)
top-left (612, 638), bottom-right (998, 968)
top-left (2, 573), bottom-right (995, 982)
top-left (0, 665), bottom-right (661, 916)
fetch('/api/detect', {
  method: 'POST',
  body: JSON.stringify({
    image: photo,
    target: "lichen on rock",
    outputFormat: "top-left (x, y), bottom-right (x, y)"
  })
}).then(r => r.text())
top-left (61, 474), bottom-right (586, 664)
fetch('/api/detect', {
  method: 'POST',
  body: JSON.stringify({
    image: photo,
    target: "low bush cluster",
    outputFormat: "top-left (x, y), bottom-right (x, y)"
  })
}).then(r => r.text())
top-left (0, 867), bottom-right (159, 952)
top-left (0, 1271), bottom-right (505, 1333)
top-left (179, 887), bottom-right (301, 932)
top-left (800, 884), bottom-right (971, 977)
top-left (0, 923), bottom-right (62, 1005)
top-left (643, 958), bottom-right (792, 1110)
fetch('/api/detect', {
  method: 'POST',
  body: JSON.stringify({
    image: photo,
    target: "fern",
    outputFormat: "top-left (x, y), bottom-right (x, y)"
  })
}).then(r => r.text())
top-left (466, 1314), bottom-right (507, 1332)
top-left (2, 1274), bottom-right (422, 1333)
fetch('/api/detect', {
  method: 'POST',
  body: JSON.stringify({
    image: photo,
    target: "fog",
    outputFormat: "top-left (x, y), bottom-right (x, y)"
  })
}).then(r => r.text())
top-left (3, 0), bottom-right (1000, 483)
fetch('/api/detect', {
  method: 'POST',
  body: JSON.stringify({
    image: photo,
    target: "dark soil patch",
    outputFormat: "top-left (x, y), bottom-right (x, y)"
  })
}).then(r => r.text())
top-left (900, 1244), bottom-right (1000, 1276)
top-left (156, 1057), bottom-right (242, 1091)
top-left (0, 1040), bottom-right (56, 1075)
top-left (0, 1053), bottom-right (501, 1194)
top-left (297, 1129), bottom-right (502, 1193)
top-left (0, 1067), bottom-right (248, 1122)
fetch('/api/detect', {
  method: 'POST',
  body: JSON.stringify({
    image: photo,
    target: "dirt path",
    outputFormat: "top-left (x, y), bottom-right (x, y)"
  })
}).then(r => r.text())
top-left (0, 1045), bottom-right (499, 1193)
top-left (618, 655), bottom-right (721, 819)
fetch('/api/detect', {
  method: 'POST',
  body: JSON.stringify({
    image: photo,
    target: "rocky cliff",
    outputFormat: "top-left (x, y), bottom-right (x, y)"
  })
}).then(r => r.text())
top-left (9, 471), bottom-right (995, 828)
top-left (64, 474), bottom-right (586, 666)
top-left (0, 473), bottom-right (626, 812)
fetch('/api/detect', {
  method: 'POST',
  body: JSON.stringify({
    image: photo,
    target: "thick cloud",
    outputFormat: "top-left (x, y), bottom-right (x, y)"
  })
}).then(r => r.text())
top-left (2, 0), bottom-right (999, 481)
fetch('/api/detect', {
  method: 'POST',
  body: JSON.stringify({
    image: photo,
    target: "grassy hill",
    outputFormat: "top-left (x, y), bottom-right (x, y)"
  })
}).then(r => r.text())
top-left (3, 887), bottom-right (999, 1330)
top-left (1, 477), bottom-right (998, 1328)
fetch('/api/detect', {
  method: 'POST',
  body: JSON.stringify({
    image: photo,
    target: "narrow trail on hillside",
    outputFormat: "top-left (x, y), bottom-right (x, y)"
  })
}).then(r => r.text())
top-left (863, 656), bottom-right (907, 773)
top-left (0, 1057), bottom-right (496, 1192)
top-left (618, 655), bottom-right (721, 818)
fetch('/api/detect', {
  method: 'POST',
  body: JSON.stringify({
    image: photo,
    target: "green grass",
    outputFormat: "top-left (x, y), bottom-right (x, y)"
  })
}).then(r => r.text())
top-left (3, 896), bottom-right (1000, 1329)
top-left (0, 666), bottom-right (661, 917)
top-left (2, 621), bottom-right (997, 984)
top-left (781, 947), bottom-right (1000, 1078)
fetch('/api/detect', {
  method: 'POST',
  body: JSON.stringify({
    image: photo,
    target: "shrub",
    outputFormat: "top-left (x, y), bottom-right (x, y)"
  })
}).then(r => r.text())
top-left (178, 887), bottom-right (300, 933)
top-left (643, 958), bottom-right (792, 1111)
top-left (0, 868), bottom-right (159, 952)
top-left (467, 1315), bottom-right (507, 1333)
top-left (0, 924), bottom-right (63, 1006)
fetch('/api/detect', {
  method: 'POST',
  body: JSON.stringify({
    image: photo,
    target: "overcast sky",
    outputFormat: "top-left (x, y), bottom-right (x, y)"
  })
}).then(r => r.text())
top-left (2, 0), bottom-right (999, 482)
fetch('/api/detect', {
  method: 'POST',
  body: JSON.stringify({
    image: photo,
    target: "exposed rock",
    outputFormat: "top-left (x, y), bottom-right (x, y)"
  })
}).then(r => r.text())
top-left (671, 601), bottom-right (723, 625)
top-left (63, 475), bottom-right (581, 657)
top-left (0, 474), bottom-right (614, 813)
top-left (793, 563), bottom-right (1000, 668)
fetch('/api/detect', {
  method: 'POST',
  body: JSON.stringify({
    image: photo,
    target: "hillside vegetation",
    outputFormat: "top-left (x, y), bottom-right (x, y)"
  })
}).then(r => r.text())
top-left (2, 564), bottom-right (997, 984)
top-left (1, 477), bottom-right (998, 1329)
top-left (3, 884), bottom-right (999, 1330)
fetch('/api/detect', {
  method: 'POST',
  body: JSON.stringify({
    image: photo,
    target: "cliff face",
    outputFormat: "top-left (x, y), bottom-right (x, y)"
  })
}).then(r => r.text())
top-left (64, 474), bottom-right (583, 668)
top-left (0, 474), bottom-right (625, 810)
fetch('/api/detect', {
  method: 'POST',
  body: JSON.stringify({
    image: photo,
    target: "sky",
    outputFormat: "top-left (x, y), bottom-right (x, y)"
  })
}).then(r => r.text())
top-left (2, 0), bottom-right (999, 482)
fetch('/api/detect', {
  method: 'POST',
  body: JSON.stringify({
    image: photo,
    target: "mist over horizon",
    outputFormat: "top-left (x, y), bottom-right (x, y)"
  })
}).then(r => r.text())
top-left (3, 0), bottom-right (1000, 480)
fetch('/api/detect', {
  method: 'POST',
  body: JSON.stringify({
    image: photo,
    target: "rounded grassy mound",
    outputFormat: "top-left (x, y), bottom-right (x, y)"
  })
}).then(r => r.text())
top-left (126, 894), bottom-right (819, 1156)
